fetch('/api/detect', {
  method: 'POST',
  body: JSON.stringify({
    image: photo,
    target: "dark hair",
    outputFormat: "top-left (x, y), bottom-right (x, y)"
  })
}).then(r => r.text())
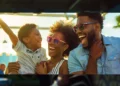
top-left (50, 20), bottom-right (79, 57)
top-left (77, 12), bottom-right (103, 29)
top-left (18, 24), bottom-right (37, 44)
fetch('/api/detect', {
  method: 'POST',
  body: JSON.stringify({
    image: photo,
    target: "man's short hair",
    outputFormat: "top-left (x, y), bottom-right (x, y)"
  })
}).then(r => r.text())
top-left (77, 12), bottom-right (103, 29)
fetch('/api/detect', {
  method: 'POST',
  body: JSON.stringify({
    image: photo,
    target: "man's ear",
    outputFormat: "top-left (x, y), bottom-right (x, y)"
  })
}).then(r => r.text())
top-left (94, 23), bottom-right (101, 40)
top-left (95, 23), bottom-right (101, 32)
top-left (23, 37), bottom-right (29, 44)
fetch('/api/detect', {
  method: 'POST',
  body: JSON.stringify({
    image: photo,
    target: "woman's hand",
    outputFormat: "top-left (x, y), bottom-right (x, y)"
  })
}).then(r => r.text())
top-left (5, 62), bottom-right (20, 74)
top-left (35, 61), bottom-right (47, 74)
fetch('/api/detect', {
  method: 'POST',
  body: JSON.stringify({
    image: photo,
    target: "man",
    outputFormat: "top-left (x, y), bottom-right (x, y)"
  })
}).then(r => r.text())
top-left (68, 12), bottom-right (120, 74)
top-left (0, 64), bottom-right (5, 74)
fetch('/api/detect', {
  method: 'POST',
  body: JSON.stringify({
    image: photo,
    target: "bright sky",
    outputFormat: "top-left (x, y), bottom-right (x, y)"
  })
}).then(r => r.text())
top-left (102, 13), bottom-right (120, 37)
top-left (0, 13), bottom-right (74, 27)
top-left (0, 13), bottom-right (120, 59)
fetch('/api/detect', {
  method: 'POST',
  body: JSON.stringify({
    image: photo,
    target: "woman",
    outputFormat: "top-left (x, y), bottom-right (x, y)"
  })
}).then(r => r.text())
top-left (35, 20), bottom-right (79, 74)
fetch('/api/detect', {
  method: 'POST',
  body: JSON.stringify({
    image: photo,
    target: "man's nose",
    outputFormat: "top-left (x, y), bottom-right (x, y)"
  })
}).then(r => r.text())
top-left (76, 29), bottom-right (82, 34)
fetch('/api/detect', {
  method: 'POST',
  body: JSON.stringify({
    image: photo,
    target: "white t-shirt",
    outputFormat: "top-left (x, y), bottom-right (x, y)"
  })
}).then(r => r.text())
top-left (13, 40), bottom-right (48, 74)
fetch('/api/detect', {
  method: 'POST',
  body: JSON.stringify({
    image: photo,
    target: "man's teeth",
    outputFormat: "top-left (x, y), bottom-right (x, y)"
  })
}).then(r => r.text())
top-left (79, 35), bottom-right (86, 38)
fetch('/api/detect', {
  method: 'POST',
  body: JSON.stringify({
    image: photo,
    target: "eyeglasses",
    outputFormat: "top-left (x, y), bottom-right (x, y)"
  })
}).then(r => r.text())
top-left (47, 36), bottom-right (66, 44)
top-left (73, 22), bottom-right (97, 32)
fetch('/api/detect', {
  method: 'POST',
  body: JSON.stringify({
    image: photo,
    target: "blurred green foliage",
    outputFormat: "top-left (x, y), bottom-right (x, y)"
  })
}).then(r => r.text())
top-left (113, 15), bottom-right (120, 28)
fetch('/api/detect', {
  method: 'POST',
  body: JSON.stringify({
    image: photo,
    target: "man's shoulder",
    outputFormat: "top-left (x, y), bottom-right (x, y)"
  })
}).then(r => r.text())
top-left (104, 35), bottom-right (120, 44)
top-left (70, 44), bottom-right (89, 56)
top-left (103, 35), bottom-right (120, 49)
top-left (104, 35), bottom-right (120, 41)
top-left (70, 44), bottom-right (83, 52)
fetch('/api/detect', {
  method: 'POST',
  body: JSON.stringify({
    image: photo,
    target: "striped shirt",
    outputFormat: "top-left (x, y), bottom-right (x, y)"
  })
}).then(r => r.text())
top-left (48, 59), bottom-right (65, 74)
top-left (13, 40), bottom-right (48, 74)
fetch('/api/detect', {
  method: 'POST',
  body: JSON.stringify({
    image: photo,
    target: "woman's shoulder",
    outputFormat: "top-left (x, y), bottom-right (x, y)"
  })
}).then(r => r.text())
top-left (59, 60), bottom-right (68, 74)
top-left (60, 60), bottom-right (68, 69)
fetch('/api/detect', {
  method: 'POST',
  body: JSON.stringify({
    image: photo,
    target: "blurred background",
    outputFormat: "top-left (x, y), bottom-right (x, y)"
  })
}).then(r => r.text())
top-left (0, 12), bottom-right (120, 68)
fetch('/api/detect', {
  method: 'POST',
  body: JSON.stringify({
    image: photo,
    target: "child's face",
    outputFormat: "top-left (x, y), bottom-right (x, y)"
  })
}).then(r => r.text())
top-left (27, 28), bottom-right (42, 50)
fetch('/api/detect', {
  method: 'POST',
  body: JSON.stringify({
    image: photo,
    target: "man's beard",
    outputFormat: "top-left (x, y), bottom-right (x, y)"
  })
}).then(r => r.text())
top-left (84, 30), bottom-right (96, 50)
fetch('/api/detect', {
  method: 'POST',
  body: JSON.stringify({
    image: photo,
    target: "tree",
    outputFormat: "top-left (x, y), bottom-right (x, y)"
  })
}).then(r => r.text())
top-left (113, 15), bottom-right (120, 28)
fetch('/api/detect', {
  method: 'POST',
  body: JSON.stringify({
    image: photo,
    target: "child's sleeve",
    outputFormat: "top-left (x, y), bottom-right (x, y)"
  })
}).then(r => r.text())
top-left (12, 40), bottom-right (25, 52)
top-left (41, 48), bottom-right (48, 61)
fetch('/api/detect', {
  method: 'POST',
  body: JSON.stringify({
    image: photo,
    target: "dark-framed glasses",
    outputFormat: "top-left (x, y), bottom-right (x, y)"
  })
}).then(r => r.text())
top-left (73, 22), bottom-right (97, 32)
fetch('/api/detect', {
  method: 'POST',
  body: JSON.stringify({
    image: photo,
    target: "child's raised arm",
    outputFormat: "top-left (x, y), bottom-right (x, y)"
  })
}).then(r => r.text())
top-left (0, 18), bottom-right (18, 46)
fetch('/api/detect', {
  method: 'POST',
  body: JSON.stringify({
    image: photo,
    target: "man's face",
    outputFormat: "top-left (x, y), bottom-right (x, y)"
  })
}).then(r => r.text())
top-left (75, 16), bottom-right (97, 49)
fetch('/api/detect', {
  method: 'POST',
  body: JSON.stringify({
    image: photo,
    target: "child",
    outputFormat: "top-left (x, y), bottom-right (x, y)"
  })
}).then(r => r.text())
top-left (0, 19), bottom-right (47, 74)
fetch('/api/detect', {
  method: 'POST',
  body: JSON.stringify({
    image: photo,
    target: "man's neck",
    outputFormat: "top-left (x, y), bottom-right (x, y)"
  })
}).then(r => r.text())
top-left (95, 33), bottom-right (102, 41)
top-left (87, 34), bottom-right (103, 50)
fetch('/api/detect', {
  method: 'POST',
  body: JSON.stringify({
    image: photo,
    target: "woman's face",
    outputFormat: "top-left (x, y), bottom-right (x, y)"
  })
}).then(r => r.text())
top-left (47, 32), bottom-right (68, 58)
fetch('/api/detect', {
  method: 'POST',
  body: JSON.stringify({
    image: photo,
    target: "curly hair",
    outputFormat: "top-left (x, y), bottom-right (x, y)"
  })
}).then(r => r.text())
top-left (18, 24), bottom-right (37, 44)
top-left (50, 20), bottom-right (79, 57)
